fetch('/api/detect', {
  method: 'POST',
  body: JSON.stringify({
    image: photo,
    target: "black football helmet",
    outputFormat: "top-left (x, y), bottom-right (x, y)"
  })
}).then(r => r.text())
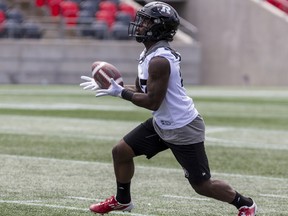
top-left (128, 1), bottom-right (180, 43)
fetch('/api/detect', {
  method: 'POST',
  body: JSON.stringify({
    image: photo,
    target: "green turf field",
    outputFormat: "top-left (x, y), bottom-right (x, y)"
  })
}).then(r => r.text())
top-left (0, 85), bottom-right (287, 216)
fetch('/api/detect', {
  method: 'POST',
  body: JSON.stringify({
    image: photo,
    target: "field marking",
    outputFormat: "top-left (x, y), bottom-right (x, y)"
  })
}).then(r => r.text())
top-left (65, 196), bottom-right (97, 201)
top-left (0, 200), bottom-right (87, 211)
top-left (1, 154), bottom-right (288, 215)
top-left (0, 200), bottom-right (155, 216)
top-left (1, 154), bottom-right (287, 182)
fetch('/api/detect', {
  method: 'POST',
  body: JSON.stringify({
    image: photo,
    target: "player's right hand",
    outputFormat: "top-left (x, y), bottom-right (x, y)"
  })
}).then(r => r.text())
top-left (95, 78), bottom-right (124, 97)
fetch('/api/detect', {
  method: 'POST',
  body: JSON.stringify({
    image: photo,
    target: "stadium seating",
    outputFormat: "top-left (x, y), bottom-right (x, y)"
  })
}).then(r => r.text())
top-left (107, 0), bottom-right (120, 5)
top-left (110, 21), bottom-right (130, 40)
top-left (95, 9), bottom-right (115, 28)
top-left (22, 21), bottom-right (43, 39)
top-left (115, 11), bottom-right (132, 25)
top-left (0, 10), bottom-right (5, 23)
top-left (91, 20), bottom-right (109, 39)
top-left (118, 2), bottom-right (136, 20)
top-left (70, 0), bottom-right (82, 4)
top-left (47, 0), bottom-right (62, 16)
top-left (6, 8), bottom-right (24, 23)
top-left (0, 1), bottom-right (7, 11)
top-left (0, 10), bottom-right (5, 38)
top-left (99, 1), bottom-right (117, 15)
top-left (77, 10), bottom-right (93, 25)
top-left (35, 0), bottom-right (46, 7)
top-left (77, 10), bottom-right (94, 36)
top-left (2, 19), bottom-right (23, 38)
top-left (60, 1), bottom-right (79, 26)
top-left (0, 0), bottom-right (138, 40)
top-left (79, 0), bottom-right (99, 16)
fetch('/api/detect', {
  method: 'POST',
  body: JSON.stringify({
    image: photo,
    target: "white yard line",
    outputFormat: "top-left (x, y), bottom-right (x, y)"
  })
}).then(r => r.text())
top-left (0, 200), bottom-right (88, 212)
top-left (1, 154), bottom-right (288, 215)
top-left (64, 196), bottom-right (98, 201)
top-left (0, 200), bottom-right (156, 216)
top-left (3, 192), bottom-right (287, 216)
top-left (0, 200), bottom-right (88, 211)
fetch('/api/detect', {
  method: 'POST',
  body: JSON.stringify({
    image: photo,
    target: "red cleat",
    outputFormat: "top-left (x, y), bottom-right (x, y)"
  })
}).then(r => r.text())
top-left (89, 195), bottom-right (134, 214)
top-left (238, 201), bottom-right (257, 216)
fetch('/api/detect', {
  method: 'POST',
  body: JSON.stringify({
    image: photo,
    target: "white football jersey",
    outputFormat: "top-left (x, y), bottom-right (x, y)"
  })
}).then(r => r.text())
top-left (138, 41), bottom-right (199, 129)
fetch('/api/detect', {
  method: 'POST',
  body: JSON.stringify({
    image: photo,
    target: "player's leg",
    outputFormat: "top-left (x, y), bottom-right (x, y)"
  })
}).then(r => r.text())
top-left (112, 139), bottom-right (135, 184)
top-left (168, 141), bottom-right (257, 215)
top-left (115, 118), bottom-right (168, 202)
top-left (112, 139), bottom-right (135, 204)
top-left (90, 118), bottom-right (168, 214)
top-left (89, 139), bottom-right (136, 214)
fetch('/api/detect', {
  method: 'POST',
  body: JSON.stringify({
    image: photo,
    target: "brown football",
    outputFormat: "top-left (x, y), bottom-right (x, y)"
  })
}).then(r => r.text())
top-left (92, 61), bottom-right (124, 89)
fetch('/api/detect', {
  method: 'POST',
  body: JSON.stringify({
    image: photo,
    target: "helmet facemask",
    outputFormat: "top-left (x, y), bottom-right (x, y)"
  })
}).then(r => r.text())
top-left (128, 12), bottom-right (154, 43)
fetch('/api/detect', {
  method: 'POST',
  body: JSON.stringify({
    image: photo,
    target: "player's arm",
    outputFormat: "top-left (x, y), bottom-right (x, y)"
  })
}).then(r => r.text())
top-left (124, 76), bottom-right (143, 93)
top-left (129, 56), bottom-right (170, 111)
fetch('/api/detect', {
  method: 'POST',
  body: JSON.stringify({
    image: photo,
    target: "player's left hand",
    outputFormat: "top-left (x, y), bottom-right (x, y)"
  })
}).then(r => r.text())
top-left (80, 76), bottom-right (100, 91)
top-left (96, 78), bottom-right (124, 97)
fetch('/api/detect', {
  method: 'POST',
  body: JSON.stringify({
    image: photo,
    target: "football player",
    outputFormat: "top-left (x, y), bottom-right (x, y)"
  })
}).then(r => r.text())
top-left (80, 1), bottom-right (257, 215)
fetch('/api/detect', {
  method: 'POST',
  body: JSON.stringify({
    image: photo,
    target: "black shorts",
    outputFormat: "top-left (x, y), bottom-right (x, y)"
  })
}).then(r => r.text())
top-left (123, 118), bottom-right (211, 185)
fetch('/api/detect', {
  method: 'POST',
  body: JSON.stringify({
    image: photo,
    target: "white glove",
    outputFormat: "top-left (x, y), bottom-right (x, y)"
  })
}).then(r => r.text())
top-left (80, 76), bottom-right (99, 91)
top-left (96, 78), bottom-right (124, 97)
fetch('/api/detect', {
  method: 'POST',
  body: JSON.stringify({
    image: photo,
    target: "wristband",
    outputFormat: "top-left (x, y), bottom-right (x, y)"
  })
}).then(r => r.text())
top-left (121, 89), bottom-right (134, 101)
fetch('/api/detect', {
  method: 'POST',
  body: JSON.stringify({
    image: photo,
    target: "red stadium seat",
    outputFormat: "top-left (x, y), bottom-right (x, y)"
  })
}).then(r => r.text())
top-left (0, 10), bottom-right (5, 23)
top-left (47, 0), bottom-right (62, 16)
top-left (95, 10), bottom-right (115, 28)
top-left (60, 1), bottom-right (79, 26)
top-left (118, 2), bottom-right (136, 20)
top-left (99, 1), bottom-right (117, 15)
top-left (35, 0), bottom-right (46, 7)
top-left (60, 1), bottom-right (78, 15)
top-left (0, 10), bottom-right (5, 37)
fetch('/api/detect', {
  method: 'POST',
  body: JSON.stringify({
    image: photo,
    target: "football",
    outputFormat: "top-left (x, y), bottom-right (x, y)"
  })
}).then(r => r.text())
top-left (91, 61), bottom-right (124, 89)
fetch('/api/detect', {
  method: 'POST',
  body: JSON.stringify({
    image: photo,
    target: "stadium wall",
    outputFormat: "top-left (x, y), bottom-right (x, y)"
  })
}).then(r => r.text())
top-left (0, 39), bottom-right (200, 85)
top-left (183, 0), bottom-right (288, 86)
